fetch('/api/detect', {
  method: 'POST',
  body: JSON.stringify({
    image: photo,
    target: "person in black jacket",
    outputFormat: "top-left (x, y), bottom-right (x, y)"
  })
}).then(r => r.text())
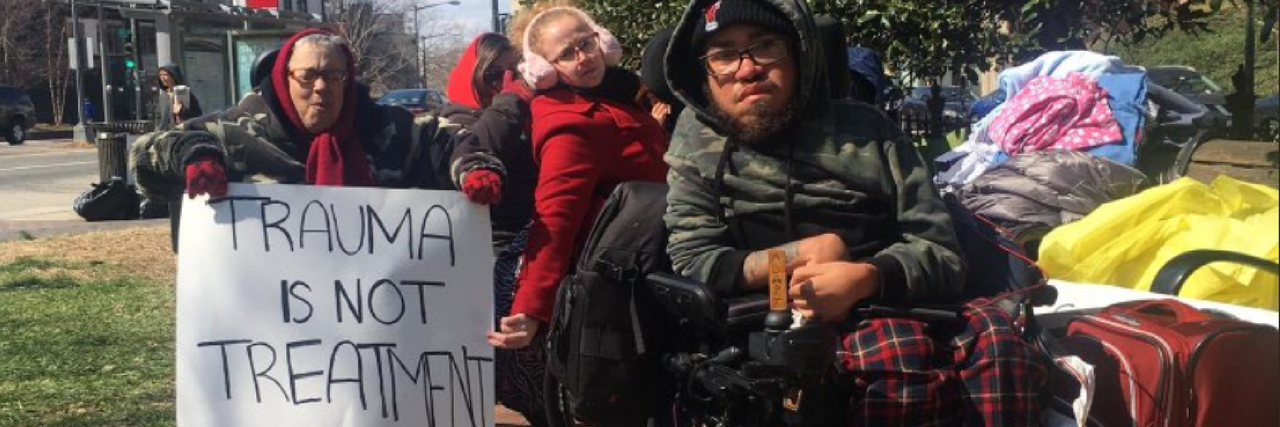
top-left (441, 32), bottom-right (549, 427)
top-left (131, 29), bottom-right (444, 251)
top-left (156, 64), bottom-right (204, 131)
top-left (446, 33), bottom-right (534, 253)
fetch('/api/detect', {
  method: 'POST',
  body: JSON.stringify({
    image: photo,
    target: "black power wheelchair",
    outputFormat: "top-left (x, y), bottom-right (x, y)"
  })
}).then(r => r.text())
top-left (541, 182), bottom-right (1057, 427)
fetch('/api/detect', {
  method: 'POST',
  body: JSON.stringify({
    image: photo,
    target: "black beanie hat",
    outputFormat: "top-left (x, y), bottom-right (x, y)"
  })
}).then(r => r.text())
top-left (691, 0), bottom-right (793, 54)
top-left (642, 27), bottom-right (678, 104)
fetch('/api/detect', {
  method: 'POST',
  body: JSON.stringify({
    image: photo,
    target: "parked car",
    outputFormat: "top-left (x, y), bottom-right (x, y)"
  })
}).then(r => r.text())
top-left (899, 86), bottom-right (977, 133)
top-left (0, 85), bottom-right (35, 145)
top-left (1256, 93), bottom-right (1278, 141)
top-left (1146, 66), bottom-right (1232, 134)
top-left (376, 88), bottom-right (445, 116)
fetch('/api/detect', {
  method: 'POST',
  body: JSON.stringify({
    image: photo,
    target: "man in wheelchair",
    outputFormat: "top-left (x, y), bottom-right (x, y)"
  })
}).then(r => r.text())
top-left (658, 0), bottom-right (1046, 425)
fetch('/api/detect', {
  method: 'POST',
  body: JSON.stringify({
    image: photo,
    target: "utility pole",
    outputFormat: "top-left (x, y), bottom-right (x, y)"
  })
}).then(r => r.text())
top-left (1237, 0), bottom-right (1257, 139)
top-left (412, 1), bottom-right (460, 88)
top-left (131, 17), bottom-right (142, 121)
top-left (414, 10), bottom-right (422, 88)
top-left (492, 0), bottom-right (500, 33)
top-left (99, 0), bottom-right (112, 123)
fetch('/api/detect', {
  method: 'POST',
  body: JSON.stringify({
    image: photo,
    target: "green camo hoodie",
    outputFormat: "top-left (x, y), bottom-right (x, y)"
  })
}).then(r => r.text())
top-left (662, 0), bottom-right (966, 302)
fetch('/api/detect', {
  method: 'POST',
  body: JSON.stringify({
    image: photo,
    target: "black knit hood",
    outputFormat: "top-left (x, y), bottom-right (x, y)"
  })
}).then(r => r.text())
top-left (157, 64), bottom-right (187, 88)
top-left (664, 0), bottom-right (829, 134)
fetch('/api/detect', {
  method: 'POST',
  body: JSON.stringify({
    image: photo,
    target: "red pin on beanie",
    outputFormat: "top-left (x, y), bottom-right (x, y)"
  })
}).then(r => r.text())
top-left (704, 1), bottom-right (722, 31)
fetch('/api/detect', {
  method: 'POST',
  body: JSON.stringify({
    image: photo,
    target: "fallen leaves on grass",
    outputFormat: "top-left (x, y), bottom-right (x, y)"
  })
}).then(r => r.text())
top-left (0, 225), bottom-right (175, 285)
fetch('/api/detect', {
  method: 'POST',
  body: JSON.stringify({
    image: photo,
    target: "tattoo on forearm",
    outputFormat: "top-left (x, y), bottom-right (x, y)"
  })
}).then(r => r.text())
top-left (741, 241), bottom-right (799, 290)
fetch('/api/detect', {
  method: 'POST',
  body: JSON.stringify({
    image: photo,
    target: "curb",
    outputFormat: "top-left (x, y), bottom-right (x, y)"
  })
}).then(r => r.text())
top-left (28, 130), bottom-right (74, 141)
top-left (0, 219), bottom-right (169, 243)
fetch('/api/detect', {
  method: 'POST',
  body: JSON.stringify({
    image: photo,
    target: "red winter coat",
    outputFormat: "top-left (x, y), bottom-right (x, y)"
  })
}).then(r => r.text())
top-left (510, 87), bottom-right (669, 323)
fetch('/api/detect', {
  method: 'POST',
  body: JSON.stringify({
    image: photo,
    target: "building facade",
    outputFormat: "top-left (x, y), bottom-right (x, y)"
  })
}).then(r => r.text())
top-left (73, 0), bottom-right (326, 124)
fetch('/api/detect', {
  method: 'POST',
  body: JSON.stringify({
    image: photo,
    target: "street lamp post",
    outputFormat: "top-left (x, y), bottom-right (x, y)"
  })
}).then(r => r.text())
top-left (412, 0), bottom-right (460, 89)
top-left (71, 0), bottom-right (86, 138)
top-left (492, 0), bottom-right (499, 33)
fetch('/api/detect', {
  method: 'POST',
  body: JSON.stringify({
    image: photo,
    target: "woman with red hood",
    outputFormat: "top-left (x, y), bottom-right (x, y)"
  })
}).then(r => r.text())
top-left (441, 33), bottom-right (551, 427)
top-left (130, 29), bottom-right (445, 220)
top-left (446, 33), bottom-right (536, 259)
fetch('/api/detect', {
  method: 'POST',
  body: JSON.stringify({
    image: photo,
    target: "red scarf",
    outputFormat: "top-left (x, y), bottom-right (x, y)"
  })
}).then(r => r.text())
top-left (270, 28), bottom-right (374, 186)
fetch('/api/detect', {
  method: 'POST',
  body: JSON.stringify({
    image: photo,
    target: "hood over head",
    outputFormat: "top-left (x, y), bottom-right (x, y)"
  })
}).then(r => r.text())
top-left (665, 0), bottom-right (829, 134)
top-left (846, 47), bottom-right (892, 104)
top-left (446, 33), bottom-right (509, 109)
top-left (641, 27), bottom-right (680, 105)
top-left (157, 64), bottom-right (187, 88)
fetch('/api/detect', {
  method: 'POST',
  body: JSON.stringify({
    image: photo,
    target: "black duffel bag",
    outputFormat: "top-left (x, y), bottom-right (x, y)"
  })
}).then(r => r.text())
top-left (73, 177), bottom-right (140, 221)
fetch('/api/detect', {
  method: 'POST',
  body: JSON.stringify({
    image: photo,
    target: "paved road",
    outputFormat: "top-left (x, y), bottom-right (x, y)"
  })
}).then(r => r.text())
top-left (0, 138), bottom-right (165, 243)
top-left (0, 139), bottom-right (99, 221)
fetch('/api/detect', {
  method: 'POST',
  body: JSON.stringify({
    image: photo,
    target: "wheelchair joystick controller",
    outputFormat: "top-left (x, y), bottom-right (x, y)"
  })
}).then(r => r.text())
top-left (749, 251), bottom-right (833, 377)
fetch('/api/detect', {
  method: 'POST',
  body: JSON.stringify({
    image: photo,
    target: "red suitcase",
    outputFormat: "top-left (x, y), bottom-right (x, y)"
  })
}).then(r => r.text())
top-left (1062, 299), bottom-right (1279, 427)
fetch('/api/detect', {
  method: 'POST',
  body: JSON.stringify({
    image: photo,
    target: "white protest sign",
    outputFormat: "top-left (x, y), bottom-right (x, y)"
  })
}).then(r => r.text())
top-left (176, 183), bottom-right (495, 427)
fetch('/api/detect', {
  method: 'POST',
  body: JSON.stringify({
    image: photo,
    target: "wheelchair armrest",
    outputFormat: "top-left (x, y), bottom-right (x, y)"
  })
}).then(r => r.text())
top-left (647, 272), bottom-right (769, 337)
top-left (1151, 249), bottom-right (1280, 296)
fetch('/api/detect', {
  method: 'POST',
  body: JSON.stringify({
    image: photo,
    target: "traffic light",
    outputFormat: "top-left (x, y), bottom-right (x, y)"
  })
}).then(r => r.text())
top-left (123, 43), bottom-right (135, 69)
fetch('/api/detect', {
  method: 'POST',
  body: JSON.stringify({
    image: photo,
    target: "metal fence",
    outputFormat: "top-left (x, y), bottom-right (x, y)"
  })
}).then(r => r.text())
top-left (894, 112), bottom-right (971, 140)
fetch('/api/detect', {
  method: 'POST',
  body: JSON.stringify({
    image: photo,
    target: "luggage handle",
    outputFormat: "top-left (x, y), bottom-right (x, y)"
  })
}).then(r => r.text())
top-left (1117, 299), bottom-right (1209, 323)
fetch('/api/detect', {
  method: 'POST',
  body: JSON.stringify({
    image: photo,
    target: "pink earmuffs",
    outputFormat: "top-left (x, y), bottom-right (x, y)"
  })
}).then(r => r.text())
top-left (518, 7), bottom-right (623, 90)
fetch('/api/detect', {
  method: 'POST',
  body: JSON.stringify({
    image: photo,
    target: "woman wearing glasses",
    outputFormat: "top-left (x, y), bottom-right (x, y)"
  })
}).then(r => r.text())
top-left (487, 6), bottom-right (670, 350)
top-left (441, 32), bottom-right (554, 427)
top-left (130, 29), bottom-right (443, 243)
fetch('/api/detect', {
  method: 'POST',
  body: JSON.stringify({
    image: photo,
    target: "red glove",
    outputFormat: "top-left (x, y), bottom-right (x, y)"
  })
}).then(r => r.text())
top-left (461, 169), bottom-right (503, 205)
top-left (185, 156), bottom-right (228, 199)
top-left (500, 70), bottom-right (535, 103)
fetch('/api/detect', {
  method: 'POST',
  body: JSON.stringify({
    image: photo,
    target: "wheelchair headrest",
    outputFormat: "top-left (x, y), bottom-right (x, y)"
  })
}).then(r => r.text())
top-left (251, 48), bottom-right (280, 90)
top-left (815, 15), bottom-right (851, 100)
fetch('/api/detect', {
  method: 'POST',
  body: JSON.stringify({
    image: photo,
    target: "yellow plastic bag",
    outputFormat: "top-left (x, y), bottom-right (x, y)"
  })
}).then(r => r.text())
top-left (1039, 176), bottom-right (1279, 311)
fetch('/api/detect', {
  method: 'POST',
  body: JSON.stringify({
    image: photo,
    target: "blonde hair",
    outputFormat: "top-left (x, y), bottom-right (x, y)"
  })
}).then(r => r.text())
top-left (508, 0), bottom-right (581, 56)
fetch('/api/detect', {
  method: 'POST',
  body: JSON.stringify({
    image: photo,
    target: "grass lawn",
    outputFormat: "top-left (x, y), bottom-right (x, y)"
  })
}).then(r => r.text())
top-left (0, 226), bottom-right (532, 426)
top-left (0, 227), bottom-right (177, 427)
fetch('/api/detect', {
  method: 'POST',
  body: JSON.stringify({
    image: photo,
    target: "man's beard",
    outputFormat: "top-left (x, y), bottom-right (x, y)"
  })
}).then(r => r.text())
top-left (705, 85), bottom-right (797, 147)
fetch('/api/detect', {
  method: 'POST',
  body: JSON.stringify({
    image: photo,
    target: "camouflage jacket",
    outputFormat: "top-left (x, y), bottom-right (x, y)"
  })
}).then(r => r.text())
top-left (662, 0), bottom-right (966, 302)
top-left (130, 92), bottom-right (456, 201)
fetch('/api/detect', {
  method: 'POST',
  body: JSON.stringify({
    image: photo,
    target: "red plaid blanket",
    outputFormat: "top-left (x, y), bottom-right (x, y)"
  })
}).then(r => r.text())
top-left (838, 301), bottom-right (1048, 426)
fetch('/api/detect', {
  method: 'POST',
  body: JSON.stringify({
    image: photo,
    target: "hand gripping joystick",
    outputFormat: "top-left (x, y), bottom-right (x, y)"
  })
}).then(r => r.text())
top-left (764, 249), bottom-right (794, 333)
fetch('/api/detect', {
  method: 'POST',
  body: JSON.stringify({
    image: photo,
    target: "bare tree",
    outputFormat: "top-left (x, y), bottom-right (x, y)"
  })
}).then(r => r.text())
top-left (0, 1), bottom-right (71, 124)
top-left (43, 1), bottom-right (71, 125)
top-left (0, 0), bottom-right (45, 87)
top-left (418, 18), bottom-right (466, 89)
top-left (325, 0), bottom-right (418, 94)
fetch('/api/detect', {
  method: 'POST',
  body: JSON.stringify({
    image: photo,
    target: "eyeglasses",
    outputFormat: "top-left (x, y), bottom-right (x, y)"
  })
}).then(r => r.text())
top-left (482, 69), bottom-right (505, 86)
top-left (288, 68), bottom-right (349, 85)
top-left (552, 33), bottom-right (601, 64)
top-left (700, 37), bottom-right (789, 76)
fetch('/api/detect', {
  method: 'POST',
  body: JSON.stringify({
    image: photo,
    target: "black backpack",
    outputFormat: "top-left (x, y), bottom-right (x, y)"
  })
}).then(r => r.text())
top-left (544, 181), bottom-right (673, 427)
top-left (943, 193), bottom-right (1047, 319)
top-left (73, 177), bottom-right (140, 222)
